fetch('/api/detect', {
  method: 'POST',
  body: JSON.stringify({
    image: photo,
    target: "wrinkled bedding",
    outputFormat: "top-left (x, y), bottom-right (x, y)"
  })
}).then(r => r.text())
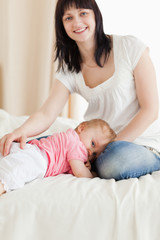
top-left (0, 109), bottom-right (160, 240)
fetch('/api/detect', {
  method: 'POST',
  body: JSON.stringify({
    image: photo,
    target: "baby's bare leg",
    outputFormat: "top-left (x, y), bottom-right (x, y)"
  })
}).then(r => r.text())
top-left (0, 181), bottom-right (6, 196)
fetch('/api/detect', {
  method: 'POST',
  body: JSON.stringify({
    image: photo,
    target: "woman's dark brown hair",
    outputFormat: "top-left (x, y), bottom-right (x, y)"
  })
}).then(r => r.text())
top-left (55, 0), bottom-right (111, 73)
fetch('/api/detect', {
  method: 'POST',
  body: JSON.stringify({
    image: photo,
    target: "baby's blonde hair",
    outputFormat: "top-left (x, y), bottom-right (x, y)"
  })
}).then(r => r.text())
top-left (81, 119), bottom-right (116, 145)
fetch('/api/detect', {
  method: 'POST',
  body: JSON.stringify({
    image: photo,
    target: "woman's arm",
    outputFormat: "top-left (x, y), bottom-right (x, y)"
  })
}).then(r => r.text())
top-left (22, 79), bottom-right (70, 137)
top-left (0, 79), bottom-right (70, 155)
top-left (116, 49), bottom-right (159, 142)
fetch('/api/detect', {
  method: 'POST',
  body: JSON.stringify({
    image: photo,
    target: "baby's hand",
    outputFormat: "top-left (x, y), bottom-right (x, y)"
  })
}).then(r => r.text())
top-left (85, 160), bottom-right (91, 170)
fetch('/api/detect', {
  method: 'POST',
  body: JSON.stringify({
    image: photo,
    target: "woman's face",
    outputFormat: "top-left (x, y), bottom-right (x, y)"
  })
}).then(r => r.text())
top-left (62, 7), bottom-right (96, 44)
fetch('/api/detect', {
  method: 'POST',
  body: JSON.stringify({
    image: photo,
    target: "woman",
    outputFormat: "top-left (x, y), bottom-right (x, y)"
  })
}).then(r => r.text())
top-left (0, 0), bottom-right (160, 180)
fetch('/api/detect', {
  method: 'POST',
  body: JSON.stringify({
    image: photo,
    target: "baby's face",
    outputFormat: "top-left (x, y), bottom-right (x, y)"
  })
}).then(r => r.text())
top-left (78, 125), bottom-right (107, 162)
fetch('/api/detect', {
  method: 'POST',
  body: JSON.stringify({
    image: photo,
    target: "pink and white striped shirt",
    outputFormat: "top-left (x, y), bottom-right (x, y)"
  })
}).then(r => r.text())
top-left (29, 129), bottom-right (88, 177)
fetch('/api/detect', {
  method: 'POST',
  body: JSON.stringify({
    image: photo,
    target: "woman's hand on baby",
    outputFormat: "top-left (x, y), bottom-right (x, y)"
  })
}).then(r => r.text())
top-left (0, 129), bottom-right (27, 156)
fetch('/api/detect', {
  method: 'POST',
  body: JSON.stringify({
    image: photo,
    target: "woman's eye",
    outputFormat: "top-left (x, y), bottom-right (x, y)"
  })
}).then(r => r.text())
top-left (81, 12), bottom-right (87, 16)
top-left (65, 16), bottom-right (72, 21)
top-left (92, 141), bottom-right (95, 147)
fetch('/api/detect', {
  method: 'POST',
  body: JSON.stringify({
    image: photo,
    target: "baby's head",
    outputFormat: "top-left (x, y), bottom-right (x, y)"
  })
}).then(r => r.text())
top-left (75, 119), bottom-right (116, 162)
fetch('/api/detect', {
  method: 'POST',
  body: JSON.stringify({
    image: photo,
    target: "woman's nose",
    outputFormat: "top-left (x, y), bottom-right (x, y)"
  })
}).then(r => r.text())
top-left (73, 16), bottom-right (82, 27)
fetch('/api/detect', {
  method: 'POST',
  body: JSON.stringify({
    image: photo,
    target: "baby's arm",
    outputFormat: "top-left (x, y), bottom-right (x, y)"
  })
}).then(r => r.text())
top-left (85, 161), bottom-right (98, 177)
top-left (69, 160), bottom-right (93, 178)
top-left (85, 160), bottom-right (91, 170)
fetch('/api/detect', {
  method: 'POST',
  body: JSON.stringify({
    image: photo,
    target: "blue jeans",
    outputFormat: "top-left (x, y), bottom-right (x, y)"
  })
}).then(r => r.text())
top-left (27, 135), bottom-right (49, 143)
top-left (95, 141), bottom-right (160, 180)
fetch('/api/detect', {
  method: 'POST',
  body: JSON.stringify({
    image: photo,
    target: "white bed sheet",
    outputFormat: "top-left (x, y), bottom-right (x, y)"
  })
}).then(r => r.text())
top-left (0, 109), bottom-right (160, 240)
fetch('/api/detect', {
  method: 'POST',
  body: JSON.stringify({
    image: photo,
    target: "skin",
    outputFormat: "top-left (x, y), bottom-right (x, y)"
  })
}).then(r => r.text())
top-left (0, 5), bottom-right (159, 168)
top-left (62, 8), bottom-right (96, 45)
top-left (75, 123), bottom-right (107, 161)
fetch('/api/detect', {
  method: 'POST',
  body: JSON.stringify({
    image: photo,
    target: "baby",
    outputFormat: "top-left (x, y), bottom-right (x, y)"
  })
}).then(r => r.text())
top-left (0, 119), bottom-right (116, 195)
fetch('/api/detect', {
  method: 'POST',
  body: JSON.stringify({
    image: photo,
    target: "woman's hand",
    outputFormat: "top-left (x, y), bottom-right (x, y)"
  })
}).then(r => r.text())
top-left (0, 129), bottom-right (27, 156)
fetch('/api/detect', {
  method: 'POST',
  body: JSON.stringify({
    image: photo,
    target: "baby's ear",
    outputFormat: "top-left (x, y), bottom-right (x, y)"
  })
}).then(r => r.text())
top-left (77, 122), bottom-right (86, 133)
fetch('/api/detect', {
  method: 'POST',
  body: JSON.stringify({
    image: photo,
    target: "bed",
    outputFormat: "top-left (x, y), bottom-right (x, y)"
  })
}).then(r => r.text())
top-left (0, 108), bottom-right (160, 240)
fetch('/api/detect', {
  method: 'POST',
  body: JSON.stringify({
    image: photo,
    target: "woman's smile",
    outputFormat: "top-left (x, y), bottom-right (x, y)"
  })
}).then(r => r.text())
top-left (74, 27), bottom-right (88, 34)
